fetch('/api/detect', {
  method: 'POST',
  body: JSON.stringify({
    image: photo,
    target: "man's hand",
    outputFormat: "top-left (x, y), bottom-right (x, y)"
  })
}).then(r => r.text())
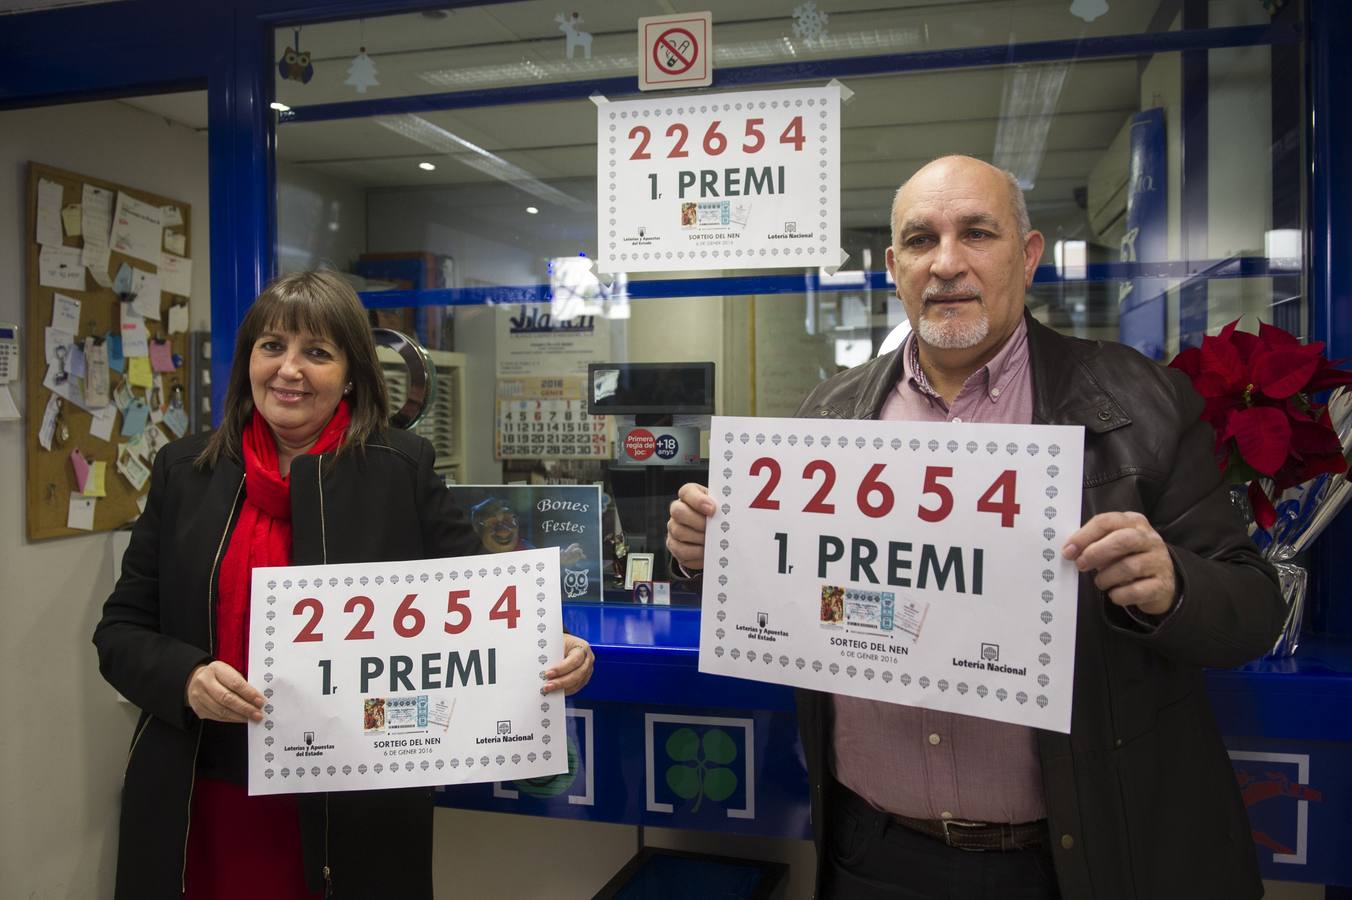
top-left (666, 483), bottom-right (715, 571)
top-left (1063, 511), bottom-right (1177, 616)
top-left (186, 660), bottom-right (266, 723)
top-left (543, 634), bottom-right (595, 696)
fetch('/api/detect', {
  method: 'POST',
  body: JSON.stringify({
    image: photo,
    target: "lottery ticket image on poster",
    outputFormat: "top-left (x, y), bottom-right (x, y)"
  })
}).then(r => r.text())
top-left (820, 585), bottom-right (844, 624)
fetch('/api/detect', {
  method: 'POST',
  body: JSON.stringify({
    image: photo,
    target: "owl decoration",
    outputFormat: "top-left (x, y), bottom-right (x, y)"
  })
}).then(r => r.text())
top-left (562, 568), bottom-right (589, 599)
top-left (278, 30), bottom-right (314, 84)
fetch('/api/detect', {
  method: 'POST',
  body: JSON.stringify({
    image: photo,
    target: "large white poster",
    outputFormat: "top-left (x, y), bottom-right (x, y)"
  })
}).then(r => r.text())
top-left (597, 85), bottom-right (841, 274)
top-left (698, 416), bottom-right (1084, 733)
top-left (248, 549), bottom-right (567, 795)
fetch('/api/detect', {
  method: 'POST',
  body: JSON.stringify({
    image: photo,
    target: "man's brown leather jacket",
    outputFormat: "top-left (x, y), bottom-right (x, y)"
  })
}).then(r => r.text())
top-left (795, 312), bottom-right (1284, 899)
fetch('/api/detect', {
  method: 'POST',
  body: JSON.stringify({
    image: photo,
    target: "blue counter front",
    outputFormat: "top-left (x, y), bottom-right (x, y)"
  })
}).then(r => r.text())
top-left (437, 604), bottom-right (1352, 887)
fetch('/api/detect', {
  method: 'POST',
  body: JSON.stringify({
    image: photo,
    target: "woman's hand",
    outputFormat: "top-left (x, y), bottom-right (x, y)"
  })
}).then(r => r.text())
top-left (543, 634), bottom-right (595, 696)
top-left (186, 661), bottom-right (266, 723)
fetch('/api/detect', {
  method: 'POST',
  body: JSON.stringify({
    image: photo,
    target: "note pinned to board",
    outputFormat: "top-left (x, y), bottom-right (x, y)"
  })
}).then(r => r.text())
top-left (127, 356), bottom-right (154, 389)
top-left (131, 269), bottom-right (162, 321)
top-left (36, 178), bottom-right (65, 246)
top-left (160, 205), bottom-right (184, 228)
top-left (167, 304), bottom-right (189, 335)
top-left (82, 184), bottom-right (114, 287)
top-left (70, 448), bottom-right (92, 493)
top-left (149, 340), bottom-right (177, 373)
top-left (107, 332), bottom-right (125, 373)
top-left (84, 460), bottom-right (108, 497)
top-left (67, 495), bottom-right (97, 531)
top-left (163, 230), bottom-right (186, 256)
top-left (39, 245), bottom-right (85, 291)
top-left (39, 394), bottom-right (61, 450)
top-left (51, 293), bottom-right (81, 333)
top-left (117, 445), bottom-right (151, 491)
top-left (120, 307), bottom-right (149, 358)
top-left (164, 406), bottom-right (189, 438)
top-left (158, 252), bottom-right (192, 298)
top-left (62, 203), bottom-right (83, 237)
top-left (121, 398), bottom-right (150, 436)
top-left (112, 262), bottom-right (134, 297)
top-left (90, 403), bottom-right (118, 442)
top-left (110, 192), bottom-right (163, 265)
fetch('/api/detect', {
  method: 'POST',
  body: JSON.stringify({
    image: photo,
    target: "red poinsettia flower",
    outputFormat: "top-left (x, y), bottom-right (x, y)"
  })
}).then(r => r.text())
top-left (1169, 318), bottom-right (1352, 529)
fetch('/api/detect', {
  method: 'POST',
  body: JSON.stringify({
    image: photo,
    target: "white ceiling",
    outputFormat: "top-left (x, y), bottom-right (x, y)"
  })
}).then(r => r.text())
top-left (119, 0), bottom-right (1201, 247)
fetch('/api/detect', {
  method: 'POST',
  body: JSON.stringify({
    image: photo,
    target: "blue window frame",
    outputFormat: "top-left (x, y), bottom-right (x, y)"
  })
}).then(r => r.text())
top-left (1, 0), bottom-right (1349, 630)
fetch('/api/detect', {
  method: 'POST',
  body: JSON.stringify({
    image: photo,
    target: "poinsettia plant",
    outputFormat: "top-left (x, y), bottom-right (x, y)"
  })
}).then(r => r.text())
top-left (1168, 318), bottom-right (1352, 529)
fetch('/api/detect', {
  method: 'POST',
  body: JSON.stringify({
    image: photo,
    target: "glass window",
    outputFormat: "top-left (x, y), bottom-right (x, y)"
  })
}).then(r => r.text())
top-left (274, 0), bottom-right (1305, 602)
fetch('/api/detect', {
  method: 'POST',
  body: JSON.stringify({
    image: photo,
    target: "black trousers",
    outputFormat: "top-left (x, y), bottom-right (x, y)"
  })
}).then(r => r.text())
top-left (823, 783), bottom-right (1061, 900)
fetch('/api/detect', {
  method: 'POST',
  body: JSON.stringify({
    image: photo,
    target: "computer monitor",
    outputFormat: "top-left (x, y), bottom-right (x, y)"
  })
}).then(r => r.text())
top-left (587, 362), bottom-right (715, 417)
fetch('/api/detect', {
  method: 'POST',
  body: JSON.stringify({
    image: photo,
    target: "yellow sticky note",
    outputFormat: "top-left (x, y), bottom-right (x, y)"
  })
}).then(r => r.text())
top-left (128, 356), bottom-right (153, 389)
top-left (62, 203), bottom-right (83, 237)
top-left (83, 460), bottom-right (107, 497)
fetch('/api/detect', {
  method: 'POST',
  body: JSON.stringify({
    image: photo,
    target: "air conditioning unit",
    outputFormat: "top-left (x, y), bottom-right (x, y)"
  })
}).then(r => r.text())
top-left (377, 347), bottom-right (467, 484)
top-left (1086, 115), bottom-right (1133, 248)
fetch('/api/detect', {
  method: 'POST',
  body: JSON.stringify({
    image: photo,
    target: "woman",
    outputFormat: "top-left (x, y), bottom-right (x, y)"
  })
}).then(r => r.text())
top-left (94, 271), bottom-right (594, 899)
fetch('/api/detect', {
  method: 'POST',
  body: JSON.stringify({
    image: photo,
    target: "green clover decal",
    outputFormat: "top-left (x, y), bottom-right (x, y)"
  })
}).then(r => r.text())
top-left (665, 727), bottom-right (738, 812)
top-left (511, 732), bottom-right (579, 798)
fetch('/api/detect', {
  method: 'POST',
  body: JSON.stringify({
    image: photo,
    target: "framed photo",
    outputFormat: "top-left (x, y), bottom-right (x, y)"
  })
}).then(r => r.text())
top-left (632, 581), bottom-right (655, 604)
top-left (624, 552), bottom-right (654, 589)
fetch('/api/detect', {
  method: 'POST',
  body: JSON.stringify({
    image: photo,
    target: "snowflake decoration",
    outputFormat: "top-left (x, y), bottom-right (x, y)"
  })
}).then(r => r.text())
top-left (792, 1), bottom-right (830, 45)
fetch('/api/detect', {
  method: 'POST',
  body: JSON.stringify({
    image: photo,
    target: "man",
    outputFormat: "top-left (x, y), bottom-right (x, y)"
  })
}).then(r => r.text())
top-left (666, 156), bottom-right (1284, 899)
top-left (471, 496), bottom-right (533, 554)
top-left (471, 494), bottom-right (587, 566)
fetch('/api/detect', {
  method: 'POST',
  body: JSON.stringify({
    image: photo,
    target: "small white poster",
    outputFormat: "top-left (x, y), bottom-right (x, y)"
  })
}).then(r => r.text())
top-left (247, 549), bottom-right (568, 795)
top-left (699, 416), bottom-right (1084, 733)
top-left (597, 84), bottom-right (841, 274)
top-left (494, 303), bottom-right (611, 377)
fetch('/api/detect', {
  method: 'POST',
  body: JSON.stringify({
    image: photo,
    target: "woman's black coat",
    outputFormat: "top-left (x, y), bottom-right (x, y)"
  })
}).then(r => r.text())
top-left (94, 428), bottom-right (480, 899)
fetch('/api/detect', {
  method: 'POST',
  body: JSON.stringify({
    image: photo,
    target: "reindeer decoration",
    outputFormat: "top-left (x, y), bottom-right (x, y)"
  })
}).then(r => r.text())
top-left (555, 12), bottom-right (593, 60)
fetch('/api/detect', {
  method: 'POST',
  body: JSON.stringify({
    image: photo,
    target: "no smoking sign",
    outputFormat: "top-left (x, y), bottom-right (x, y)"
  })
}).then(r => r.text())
top-left (638, 11), bottom-right (713, 91)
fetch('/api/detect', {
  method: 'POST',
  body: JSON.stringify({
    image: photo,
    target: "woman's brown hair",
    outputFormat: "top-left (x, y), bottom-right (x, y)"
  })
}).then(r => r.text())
top-left (196, 270), bottom-right (389, 467)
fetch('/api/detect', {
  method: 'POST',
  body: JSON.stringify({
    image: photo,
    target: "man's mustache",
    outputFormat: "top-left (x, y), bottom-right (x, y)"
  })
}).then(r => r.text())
top-left (922, 282), bottom-right (982, 304)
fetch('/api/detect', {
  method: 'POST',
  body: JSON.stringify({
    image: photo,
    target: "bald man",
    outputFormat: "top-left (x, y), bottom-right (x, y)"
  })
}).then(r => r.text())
top-left (667, 157), bottom-right (1283, 899)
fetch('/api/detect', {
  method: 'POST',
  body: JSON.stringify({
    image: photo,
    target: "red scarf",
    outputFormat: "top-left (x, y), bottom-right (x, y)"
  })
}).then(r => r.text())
top-left (215, 401), bottom-right (351, 673)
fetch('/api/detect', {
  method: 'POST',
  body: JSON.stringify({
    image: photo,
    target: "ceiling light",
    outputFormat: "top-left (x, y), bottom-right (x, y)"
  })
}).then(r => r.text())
top-left (418, 161), bottom-right (436, 171)
top-left (269, 102), bottom-right (291, 112)
top-left (526, 206), bottom-right (539, 215)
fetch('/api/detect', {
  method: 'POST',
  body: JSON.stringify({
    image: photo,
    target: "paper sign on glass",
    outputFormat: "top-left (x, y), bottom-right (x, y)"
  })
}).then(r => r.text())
top-left (596, 84), bottom-right (841, 274)
top-left (698, 416), bottom-right (1084, 733)
top-left (247, 548), bottom-right (567, 795)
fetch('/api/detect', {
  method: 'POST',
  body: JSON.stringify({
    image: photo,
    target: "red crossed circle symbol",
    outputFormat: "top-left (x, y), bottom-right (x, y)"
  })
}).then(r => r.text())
top-left (653, 27), bottom-right (698, 75)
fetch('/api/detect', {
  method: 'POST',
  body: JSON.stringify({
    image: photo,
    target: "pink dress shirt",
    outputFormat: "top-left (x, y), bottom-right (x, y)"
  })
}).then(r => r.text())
top-left (830, 318), bottom-right (1047, 824)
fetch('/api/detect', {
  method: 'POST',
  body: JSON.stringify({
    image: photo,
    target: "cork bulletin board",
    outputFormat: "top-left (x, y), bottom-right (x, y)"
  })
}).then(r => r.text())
top-left (24, 162), bottom-right (195, 540)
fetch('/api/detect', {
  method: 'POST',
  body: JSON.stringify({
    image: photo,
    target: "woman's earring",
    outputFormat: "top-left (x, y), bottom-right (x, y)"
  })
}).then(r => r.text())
top-left (343, 383), bottom-right (353, 395)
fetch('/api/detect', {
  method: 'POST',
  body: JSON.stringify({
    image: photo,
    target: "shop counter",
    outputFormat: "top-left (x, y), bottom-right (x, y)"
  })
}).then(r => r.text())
top-left (438, 604), bottom-right (1352, 887)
